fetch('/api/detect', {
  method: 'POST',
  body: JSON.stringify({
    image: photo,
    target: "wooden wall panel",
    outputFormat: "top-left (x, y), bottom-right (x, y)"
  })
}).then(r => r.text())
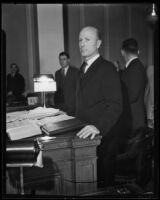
top-left (130, 5), bottom-right (149, 66)
top-left (108, 5), bottom-right (129, 65)
top-left (67, 4), bottom-right (81, 68)
top-left (2, 4), bottom-right (29, 89)
top-left (65, 4), bottom-right (153, 69)
top-left (83, 4), bottom-right (105, 57)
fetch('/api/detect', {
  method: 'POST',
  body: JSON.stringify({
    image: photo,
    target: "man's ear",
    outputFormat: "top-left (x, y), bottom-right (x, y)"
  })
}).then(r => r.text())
top-left (121, 49), bottom-right (125, 56)
top-left (97, 40), bottom-right (102, 49)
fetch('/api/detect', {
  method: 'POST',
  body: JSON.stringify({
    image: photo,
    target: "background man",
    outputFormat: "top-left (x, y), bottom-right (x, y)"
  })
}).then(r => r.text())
top-left (54, 52), bottom-right (78, 116)
top-left (76, 26), bottom-right (126, 187)
top-left (120, 38), bottom-right (147, 134)
top-left (7, 63), bottom-right (25, 103)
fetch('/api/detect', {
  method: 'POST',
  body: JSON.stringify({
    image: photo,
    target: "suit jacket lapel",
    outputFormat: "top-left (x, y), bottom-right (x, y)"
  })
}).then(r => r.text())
top-left (80, 56), bottom-right (103, 89)
top-left (65, 66), bottom-right (71, 78)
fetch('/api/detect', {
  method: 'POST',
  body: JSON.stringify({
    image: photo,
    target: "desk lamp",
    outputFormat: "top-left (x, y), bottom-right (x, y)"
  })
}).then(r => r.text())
top-left (33, 74), bottom-right (56, 108)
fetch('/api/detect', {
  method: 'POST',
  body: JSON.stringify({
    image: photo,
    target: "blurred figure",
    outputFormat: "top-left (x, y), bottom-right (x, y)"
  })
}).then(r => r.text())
top-left (7, 63), bottom-right (25, 103)
top-left (144, 65), bottom-right (154, 128)
top-left (113, 60), bottom-right (125, 72)
top-left (54, 52), bottom-right (78, 115)
top-left (120, 38), bottom-right (147, 134)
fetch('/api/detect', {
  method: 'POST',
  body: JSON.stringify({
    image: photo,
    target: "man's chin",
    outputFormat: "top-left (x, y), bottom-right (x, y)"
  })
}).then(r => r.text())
top-left (81, 53), bottom-right (88, 58)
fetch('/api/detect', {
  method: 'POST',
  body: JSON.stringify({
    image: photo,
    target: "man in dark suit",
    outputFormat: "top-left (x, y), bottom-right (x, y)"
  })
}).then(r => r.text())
top-left (7, 63), bottom-right (25, 103)
top-left (76, 26), bottom-right (127, 187)
top-left (120, 38), bottom-right (147, 134)
top-left (54, 52), bottom-right (78, 116)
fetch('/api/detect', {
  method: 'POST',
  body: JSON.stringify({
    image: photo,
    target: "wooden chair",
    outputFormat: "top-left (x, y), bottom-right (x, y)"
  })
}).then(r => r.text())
top-left (115, 127), bottom-right (154, 188)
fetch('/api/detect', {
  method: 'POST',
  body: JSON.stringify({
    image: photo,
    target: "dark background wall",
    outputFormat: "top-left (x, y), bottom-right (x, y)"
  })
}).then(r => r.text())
top-left (2, 4), bottom-right (29, 89)
top-left (2, 4), bottom-right (40, 92)
top-left (2, 3), bottom-right (155, 92)
top-left (64, 4), bottom-right (154, 68)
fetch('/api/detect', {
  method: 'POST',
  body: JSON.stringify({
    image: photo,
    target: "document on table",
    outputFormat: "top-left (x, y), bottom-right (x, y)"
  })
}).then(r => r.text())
top-left (38, 113), bottom-right (75, 125)
top-left (6, 111), bottom-right (28, 123)
top-left (28, 107), bottom-right (60, 119)
top-left (6, 119), bottom-right (42, 141)
top-left (6, 111), bottom-right (83, 140)
top-left (6, 107), bottom-right (60, 123)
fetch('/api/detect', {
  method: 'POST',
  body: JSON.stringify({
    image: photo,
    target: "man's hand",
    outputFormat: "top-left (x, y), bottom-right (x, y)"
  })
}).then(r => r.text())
top-left (76, 125), bottom-right (100, 140)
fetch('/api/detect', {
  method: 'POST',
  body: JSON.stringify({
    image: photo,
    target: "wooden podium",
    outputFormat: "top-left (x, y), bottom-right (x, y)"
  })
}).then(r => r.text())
top-left (6, 130), bottom-right (101, 196)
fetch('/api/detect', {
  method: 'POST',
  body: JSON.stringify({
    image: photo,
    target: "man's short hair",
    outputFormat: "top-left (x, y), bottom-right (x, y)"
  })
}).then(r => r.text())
top-left (59, 52), bottom-right (70, 59)
top-left (121, 38), bottom-right (139, 54)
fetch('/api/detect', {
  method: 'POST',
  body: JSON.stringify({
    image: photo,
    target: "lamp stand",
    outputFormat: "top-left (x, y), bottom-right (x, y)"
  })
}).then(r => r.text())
top-left (43, 92), bottom-right (46, 108)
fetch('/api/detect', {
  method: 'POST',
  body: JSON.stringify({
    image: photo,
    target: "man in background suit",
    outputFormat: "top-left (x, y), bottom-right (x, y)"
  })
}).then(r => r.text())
top-left (54, 52), bottom-right (78, 116)
top-left (120, 38), bottom-right (147, 134)
top-left (7, 63), bottom-right (25, 103)
top-left (76, 26), bottom-right (127, 187)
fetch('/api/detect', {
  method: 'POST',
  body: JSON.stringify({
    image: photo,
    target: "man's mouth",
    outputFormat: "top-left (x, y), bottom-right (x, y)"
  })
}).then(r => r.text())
top-left (81, 49), bottom-right (86, 53)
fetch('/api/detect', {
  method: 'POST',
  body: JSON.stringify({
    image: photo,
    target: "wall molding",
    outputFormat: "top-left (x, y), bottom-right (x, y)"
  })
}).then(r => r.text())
top-left (25, 4), bottom-right (40, 92)
top-left (103, 5), bottom-right (110, 60)
top-left (128, 5), bottom-right (132, 37)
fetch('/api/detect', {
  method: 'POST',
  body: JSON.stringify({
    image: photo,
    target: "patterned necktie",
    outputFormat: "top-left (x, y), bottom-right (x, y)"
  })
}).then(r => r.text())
top-left (61, 68), bottom-right (66, 77)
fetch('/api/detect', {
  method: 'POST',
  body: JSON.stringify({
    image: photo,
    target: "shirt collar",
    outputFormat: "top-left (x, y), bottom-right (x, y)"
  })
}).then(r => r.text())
top-left (84, 54), bottom-right (100, 73)
top-left (62, 66), bottom-right (69, 75)
top-left (125, 56), bottom-right (138, 68)
top-left (86, 54), bottom-right (100, 66)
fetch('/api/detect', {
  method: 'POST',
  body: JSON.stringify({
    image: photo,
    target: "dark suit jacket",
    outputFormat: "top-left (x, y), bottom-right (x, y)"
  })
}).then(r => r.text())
top-left (120, 58), bottom-right (147, 132)
top-left (76, 56), bottom-right (123, 139)
top-left (54, 66), bottom-right (78, 115)
top-left (7, 72), bottom-right (25, 100)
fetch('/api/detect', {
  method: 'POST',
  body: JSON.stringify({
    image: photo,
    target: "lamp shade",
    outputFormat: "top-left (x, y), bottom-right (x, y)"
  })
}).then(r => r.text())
top-left (33, 74), bottom-right (56, 92)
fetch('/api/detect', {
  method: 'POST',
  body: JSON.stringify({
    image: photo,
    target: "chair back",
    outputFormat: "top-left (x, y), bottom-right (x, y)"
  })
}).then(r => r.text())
top-left (115, 127), bottom-right (154, 186)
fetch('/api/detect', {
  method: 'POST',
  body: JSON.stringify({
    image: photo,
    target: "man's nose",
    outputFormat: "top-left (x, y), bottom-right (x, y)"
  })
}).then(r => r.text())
top-left (80, 38), bottom-right (85, 44)
top-left (80, 42), bottom-right (85, 48)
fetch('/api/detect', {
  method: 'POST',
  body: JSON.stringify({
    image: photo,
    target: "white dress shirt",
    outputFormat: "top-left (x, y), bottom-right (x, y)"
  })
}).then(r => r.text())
top-left (62, 66), bottom-right (69, 76)
top-left (84, 54), bottom-right (100, 73)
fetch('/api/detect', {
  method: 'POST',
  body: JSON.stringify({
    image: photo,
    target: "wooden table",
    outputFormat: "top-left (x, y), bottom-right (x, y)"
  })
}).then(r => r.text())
top-left (6, 104), bottom-right (38, 113)
top-left (6, 131), bottom-right (101, 196)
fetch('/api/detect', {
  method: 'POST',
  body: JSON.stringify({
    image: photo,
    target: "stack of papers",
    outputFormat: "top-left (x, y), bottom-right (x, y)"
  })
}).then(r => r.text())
top-left (7, 119), bottom-right (42, 141)
top-left (6, 110), bottom-right (85, 140)
top-left (38, 113), bottom-right (75, 126)
top-left (28, 107), bottom-right (60, 119)
top-left (6, 111), bottom-right (28, 123)
top-left (6, 107), bottom-right (60, 123)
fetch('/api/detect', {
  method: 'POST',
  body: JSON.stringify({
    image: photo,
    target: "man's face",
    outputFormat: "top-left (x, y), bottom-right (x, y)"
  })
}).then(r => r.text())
top-left (10, 65), bottom-right (18, 74)
top-left (79, 28), bottom-right (101, 60)
top-left (59, 55), bottom-right (69, 68)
